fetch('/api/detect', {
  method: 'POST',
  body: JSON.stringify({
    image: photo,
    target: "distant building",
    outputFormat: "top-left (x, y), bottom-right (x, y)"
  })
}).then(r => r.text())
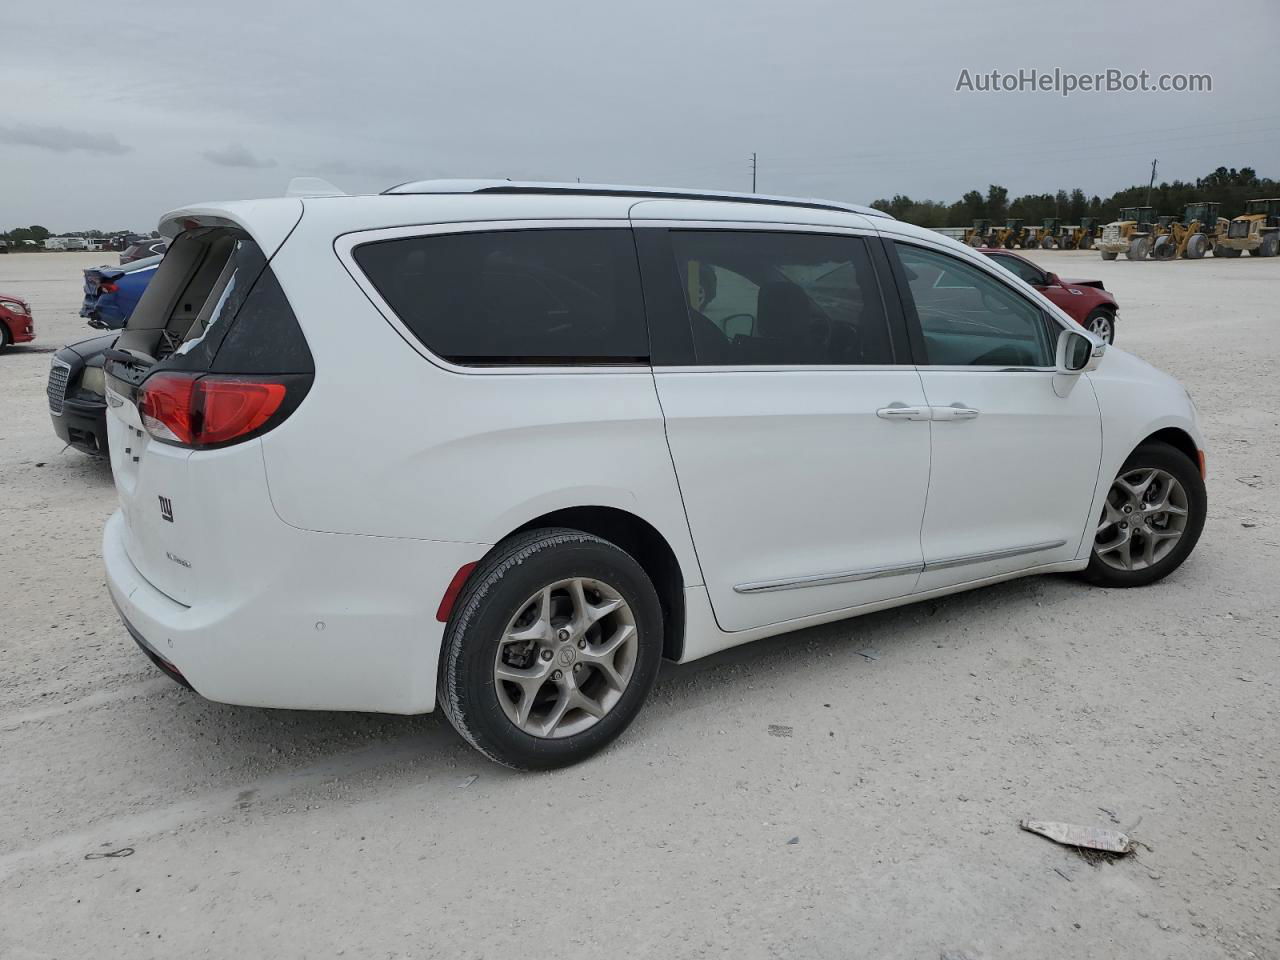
top-left (44, 237), bottom-right (88, 251)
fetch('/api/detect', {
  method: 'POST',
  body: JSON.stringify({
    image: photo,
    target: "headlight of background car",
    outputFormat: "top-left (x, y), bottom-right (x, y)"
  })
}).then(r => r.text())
top-left (79, 365), bottom-right (106, 397)
top-left (0, 299), bottom-right (28, 315)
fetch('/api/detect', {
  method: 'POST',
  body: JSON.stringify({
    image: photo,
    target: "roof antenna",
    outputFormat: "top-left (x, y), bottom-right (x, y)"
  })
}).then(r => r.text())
top-left (286, 177), bottom-right (347, 198)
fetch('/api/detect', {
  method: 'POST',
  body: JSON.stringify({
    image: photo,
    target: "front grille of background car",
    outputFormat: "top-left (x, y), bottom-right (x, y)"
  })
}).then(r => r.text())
top-left (47, 360), bottom-right (71, 415)
top-left (1228, 220), bottom-right (1249, 239)
top-left (1103, 225), bottom-right (1120, 241)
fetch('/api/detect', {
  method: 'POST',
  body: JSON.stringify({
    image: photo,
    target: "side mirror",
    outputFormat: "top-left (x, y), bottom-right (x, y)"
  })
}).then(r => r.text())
top-left (1041, 271), bottom-right (1059, 286)
top-left (1056, 328), bottom-right (1104, 375)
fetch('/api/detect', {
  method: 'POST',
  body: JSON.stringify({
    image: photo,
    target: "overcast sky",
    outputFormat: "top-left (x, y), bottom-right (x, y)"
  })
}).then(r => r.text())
top-left (4, 0), bottom-right (1278, 231)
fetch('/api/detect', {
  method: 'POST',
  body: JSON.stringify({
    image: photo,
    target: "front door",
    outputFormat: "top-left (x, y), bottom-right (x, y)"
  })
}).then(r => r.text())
top-left (890, 240), bottom-right (1102, 591)
top-left (638, 226), bottom-right (932, 632)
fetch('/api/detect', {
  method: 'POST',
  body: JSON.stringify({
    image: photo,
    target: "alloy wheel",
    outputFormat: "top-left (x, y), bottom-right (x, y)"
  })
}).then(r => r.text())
top-left (493, 577), bottom-right (638, 738)
top-left (1088, 314), bottom-right (1114, 343)
top-left (1094, 467), bottom-right (1189, 571)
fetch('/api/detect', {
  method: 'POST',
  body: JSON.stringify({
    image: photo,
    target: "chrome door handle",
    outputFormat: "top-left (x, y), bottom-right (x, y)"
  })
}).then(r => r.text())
top-left (931, 404), bottom-right (980, 421)
top-left (877, 404), bottom-right (931, 421)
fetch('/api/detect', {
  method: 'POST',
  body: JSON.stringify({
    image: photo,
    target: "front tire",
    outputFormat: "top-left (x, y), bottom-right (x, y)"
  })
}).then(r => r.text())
top-left (1126, 237), bottom-right (1149, 260)
top-left (1082, 443), bottom-right (1206, 588)
top-left (0, 324), bottom-right (10, 350)
top-left (1085, 309), bottom-right (1116, 344)
top-left (1100, 249), bottom-right (1118, 261)
top-left (438, 528), bottom-right (664, 770)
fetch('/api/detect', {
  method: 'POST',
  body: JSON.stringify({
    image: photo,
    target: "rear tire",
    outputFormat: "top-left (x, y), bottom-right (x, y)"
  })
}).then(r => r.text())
top-left (1186, 233), bottom-right (1208, 259)
top-left (1100, 250), bottom-right (1118, 261)
top-left (1259, 233), bottom-right (1279, 257)
top-left (1126, 237), bottom-right (1149, 260)
top-left (1152, 236), bottom-right (1175, 260)
top-left (438, 528), bottom-right (664, 770)
top-left (1218, 246), bottom-right (1242, 258)
top-left (1081, 443), bottom-right (1206, 588)
top-left (1041, 236), bottom-right (1056, 249)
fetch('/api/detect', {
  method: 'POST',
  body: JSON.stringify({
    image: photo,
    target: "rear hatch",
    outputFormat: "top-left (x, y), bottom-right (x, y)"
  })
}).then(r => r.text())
top-left (103, 222), bottom-right (313, 606)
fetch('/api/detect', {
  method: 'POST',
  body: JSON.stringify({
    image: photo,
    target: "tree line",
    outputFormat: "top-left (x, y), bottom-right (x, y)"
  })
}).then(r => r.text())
top-left (2, 225), bottom-right (159, 242)
top-left (871, 166), bottom-right (1278, 228)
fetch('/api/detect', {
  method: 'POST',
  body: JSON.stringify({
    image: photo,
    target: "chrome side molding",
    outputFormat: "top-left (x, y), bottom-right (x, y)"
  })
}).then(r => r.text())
top-left (924, 539), bottom-right (1067, 571)
top-left (732, 540), bottom-right (1067, 594)
top-left (733, 560), bottom-right (924, 594)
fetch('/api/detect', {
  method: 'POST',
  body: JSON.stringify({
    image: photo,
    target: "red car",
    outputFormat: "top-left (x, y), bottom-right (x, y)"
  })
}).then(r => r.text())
top-left (0, 293), bottom-right (35, 349)
top-left (979, 247), bottom-right (1119, 344)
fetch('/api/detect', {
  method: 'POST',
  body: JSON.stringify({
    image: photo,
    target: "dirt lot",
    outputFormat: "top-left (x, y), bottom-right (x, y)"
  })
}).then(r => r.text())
top-left (1, 247), bottom-right (1277, 959)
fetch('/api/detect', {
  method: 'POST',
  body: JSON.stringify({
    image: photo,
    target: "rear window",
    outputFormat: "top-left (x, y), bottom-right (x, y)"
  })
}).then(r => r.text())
top-left (353, 229), bottom-right (648, 365)
top-left (115, 227), bottom-right (312, 376)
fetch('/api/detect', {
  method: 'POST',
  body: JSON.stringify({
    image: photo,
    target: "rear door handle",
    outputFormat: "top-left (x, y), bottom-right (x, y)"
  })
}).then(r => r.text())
top-left (877, 403), bottom-right (931, 421)
top-left (931, 404), bottom-right (980, 421)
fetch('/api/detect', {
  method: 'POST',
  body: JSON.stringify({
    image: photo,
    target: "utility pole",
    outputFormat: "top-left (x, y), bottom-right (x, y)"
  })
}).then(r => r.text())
top-left (1146, 158), bottom-right (1158, 207)
top-left (750, 152), bottom-right (757, 193)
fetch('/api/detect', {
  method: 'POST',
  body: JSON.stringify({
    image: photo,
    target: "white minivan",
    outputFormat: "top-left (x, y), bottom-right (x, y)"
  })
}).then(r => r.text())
top-left (103, 181), bottom-right (1206, 769)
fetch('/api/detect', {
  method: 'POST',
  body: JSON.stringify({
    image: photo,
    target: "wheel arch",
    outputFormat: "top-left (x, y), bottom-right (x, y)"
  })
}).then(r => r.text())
top-left (507, 506), bottom-right (688, 662)
top-left (1139, 426), bottom-right (1201, 472)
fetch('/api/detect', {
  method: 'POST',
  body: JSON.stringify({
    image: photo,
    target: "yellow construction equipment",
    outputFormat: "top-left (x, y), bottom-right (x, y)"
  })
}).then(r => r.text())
top-left (963, 218), bottom-right (992, 247)
top-left (1056, 225), bottom-right (1079, 250)
top-left (1217, 198), bottom-right (1280, 258)
top-left (989, 219), bottom-right (1025, 248)
top-left (1096, 206), bottom-right (1158, 260)
top-left (1152, 202), bottom-right (1228, 260)
top-left (1077, 217), bottom-right (1101, 250)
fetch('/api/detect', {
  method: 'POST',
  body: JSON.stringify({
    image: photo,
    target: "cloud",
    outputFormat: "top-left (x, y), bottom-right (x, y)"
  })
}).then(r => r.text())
top-left (202, 144), bottom-right (276, 168)
top-left (0, 123), bottom-right (131, 155)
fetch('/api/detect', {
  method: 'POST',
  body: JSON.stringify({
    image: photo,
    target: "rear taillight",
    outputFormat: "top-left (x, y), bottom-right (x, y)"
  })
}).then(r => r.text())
top-left (99, 281), bottom-right (119, 294)
top-left (138, 371), bottom-right (300, 449)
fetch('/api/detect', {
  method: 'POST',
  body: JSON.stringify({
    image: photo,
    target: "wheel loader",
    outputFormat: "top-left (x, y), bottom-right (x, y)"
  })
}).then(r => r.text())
top-left (1152, 202), bottom-right (1228, 260)
top-left (1057, 224), bottom-right (1086, 250)
top-left (1039, 218), bottom-right (1064, 249)
top-left (990, 219), bottom-right (1024, 248)
top-left (1217, 198), bottom-right (1280, 258)
top-left (1077, 217), bottom-right (1101, 250)
top-left (1097, 206), bottom-right (1158, 260)
top-left (963, 219), bottom-right (992, 247)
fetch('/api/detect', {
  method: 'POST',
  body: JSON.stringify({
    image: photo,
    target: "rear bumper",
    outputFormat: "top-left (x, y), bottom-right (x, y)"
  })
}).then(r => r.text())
top-left (103, 508), bottom-right (484, 715)
top-left (113, 597), bottom-right (193, 690)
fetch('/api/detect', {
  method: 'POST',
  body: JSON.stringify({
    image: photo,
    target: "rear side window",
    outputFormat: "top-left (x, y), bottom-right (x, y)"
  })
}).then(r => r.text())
top-left (666, 231), bottom-right (893, 365)
top-left (354, 229), bottom-right (648, 365)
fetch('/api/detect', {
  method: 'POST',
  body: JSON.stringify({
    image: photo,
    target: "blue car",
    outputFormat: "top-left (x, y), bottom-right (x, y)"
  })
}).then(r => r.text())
top-left (80, 254), bottom-right (161, 328)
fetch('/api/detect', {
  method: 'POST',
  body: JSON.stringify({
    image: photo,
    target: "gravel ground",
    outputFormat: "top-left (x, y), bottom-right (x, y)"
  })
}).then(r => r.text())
top-left (1, 248), bottom-right (1277, 959)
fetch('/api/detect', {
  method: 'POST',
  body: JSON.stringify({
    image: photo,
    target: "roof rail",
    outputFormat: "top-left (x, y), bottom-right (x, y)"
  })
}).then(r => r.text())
top-left (380, 179), bottom-right (890, 219)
